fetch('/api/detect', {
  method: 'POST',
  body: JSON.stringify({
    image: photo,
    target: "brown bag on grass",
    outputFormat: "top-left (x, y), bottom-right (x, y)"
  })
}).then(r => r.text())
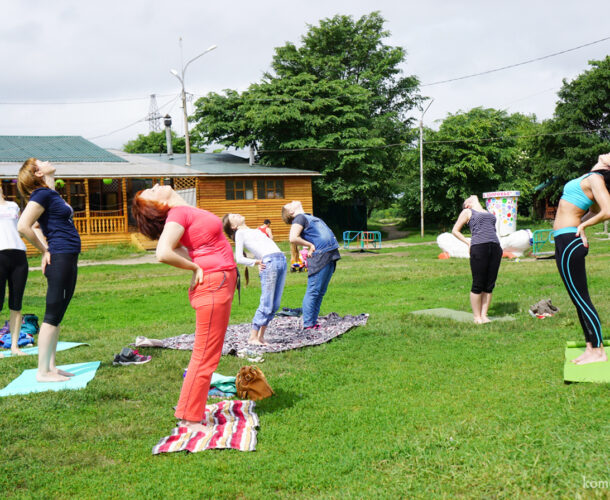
top-left (235, 365), bottom-right (274, 401)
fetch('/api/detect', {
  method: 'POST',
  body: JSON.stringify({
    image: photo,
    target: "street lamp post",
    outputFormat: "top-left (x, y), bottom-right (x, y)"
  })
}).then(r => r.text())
top-left (170, 43), bottom-right (217, 167)
top-left (419, 99), bottom-right (434, 238)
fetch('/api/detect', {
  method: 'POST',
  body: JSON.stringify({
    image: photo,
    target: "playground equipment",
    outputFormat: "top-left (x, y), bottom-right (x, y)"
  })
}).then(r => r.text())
top-left (531, 229), bottom-right (555, 258)
top-left (343, 231), bottom-right (382, 251)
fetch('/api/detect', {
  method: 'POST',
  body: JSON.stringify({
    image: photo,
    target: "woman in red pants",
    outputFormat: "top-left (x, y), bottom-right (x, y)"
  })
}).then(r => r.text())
top-left (132, 184), bottom-right (236, 433)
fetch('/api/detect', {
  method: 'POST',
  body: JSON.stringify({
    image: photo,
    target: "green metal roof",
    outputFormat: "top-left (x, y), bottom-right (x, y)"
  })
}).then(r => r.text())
top-left (138, 152), bottom-right (319, 176)
top-left (0, 136), bottom-right (126, 163)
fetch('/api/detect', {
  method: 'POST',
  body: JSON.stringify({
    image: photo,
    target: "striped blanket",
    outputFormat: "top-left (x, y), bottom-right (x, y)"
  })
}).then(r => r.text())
top-left (152, 400), bottom-right (259, 454)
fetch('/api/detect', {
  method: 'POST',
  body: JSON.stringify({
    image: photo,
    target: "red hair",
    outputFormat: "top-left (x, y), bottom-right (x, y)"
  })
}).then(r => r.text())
top-left (132, 191), bottom-right (171, 240)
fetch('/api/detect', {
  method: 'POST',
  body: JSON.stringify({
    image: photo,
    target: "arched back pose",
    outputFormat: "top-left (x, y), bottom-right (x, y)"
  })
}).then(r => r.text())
top-left (452, 195), bottom-right (502, 324)
top-left (223, 213), bottom-right (287, 345)
top-left (132, 184), bottom-right (236, 432)
top-left (17, 159), bottom-right (81, 381)
top-left (282, 201), bottom-right (340, 329)
top-left (553, 153), bottom-right (610, 365)
top-left (0, 183), bottom-right (29, 356)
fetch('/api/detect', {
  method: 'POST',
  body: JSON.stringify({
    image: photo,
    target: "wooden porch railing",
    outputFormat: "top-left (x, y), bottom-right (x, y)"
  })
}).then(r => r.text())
top-left (74, 216), bottom-right (127, 234)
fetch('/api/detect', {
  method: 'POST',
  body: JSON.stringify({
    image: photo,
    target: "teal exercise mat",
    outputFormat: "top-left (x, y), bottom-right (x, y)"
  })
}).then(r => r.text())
top-left (1, 341), bottom-right (88, 358)
top-left (564, 343), bottom-right (610, 383)
top-left (0, 361), bottom-right (101, 397)
top-left (411, 308), bottom-right (515, 323)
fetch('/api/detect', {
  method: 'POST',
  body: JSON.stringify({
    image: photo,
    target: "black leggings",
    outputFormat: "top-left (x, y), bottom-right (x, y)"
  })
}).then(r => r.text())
top-left (469, 242), bottom-right (502, 294)
top-left (44, 253), bottom-right (78, 327)
top-left (555, 233), bottom-right (603, 347)
top-left (0, 249), bottom-right (28, 312)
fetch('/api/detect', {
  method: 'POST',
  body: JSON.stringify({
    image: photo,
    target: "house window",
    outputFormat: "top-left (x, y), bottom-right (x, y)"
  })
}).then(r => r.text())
top-left (257, 179), bottom-right (284, 199)
top-left (69, 180), bottom-right (86, 212)
top-left (225, 180), bottom-right (254, 200)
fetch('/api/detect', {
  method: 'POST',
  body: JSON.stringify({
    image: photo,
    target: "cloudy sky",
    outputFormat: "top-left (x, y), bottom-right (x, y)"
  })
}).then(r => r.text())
top-left (2, 0), bottom-right (609, 149)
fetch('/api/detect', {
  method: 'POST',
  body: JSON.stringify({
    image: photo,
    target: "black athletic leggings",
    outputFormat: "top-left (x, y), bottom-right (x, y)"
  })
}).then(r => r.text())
top-left (554, 233), bottom-right (603, 348)
top-left (469, 242), bottom-right (502, 294)
top-left (0, 249), bottom-right (28, 312)
top-left (43, 253), bottom-right (78, 327)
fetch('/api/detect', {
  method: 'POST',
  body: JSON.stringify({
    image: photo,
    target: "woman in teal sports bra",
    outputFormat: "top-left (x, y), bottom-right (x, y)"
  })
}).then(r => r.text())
top-left (553, 153), bottom-right (610, 365)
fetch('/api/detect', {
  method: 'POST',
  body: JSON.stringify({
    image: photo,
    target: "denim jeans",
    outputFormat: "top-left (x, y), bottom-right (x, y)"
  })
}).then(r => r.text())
top-left (252, 253), bottom-right (287, 329)
top-left (302, 260), bottom-right (336, 328)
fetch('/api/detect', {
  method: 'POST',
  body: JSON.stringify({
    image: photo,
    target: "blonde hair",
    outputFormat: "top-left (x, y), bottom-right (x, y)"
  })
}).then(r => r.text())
top-left (18, 158), bottom-right (48, 198)
top-left (282, 203), bottom-right (295, 224)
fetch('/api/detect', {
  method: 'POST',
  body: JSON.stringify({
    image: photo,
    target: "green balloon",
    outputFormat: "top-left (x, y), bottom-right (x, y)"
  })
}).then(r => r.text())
top-left (55, 179), bottom-right (65, 188)
top-left (103, 178), bottom-right (113, 185)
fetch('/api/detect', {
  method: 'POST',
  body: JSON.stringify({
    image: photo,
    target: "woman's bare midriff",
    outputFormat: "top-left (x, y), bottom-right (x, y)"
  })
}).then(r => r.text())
top-left (553, 199), bottom-right (586, 230)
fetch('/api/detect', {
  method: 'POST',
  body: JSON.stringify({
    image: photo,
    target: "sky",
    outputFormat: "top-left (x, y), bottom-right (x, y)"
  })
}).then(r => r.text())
top-left (1, 0), bottom-right (609, 149)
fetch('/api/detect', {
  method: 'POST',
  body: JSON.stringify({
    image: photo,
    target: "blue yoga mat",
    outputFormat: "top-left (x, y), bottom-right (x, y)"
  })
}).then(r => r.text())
top-left (0, 341), bottom-right (88, 358)
top-left (0, 361), bottom-right (101, 397)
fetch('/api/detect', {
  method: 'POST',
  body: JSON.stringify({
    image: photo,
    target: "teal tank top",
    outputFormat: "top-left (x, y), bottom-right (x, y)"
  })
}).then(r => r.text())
top-left (560, 172), bottom-right (603, 210)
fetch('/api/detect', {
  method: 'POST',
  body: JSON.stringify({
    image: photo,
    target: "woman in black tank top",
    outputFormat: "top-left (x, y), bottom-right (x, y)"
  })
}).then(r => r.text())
top-left (452, 195), bottom-right (502, 324)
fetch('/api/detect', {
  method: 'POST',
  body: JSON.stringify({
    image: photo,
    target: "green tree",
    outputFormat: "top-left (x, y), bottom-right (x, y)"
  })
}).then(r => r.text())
top-left (191, 12), bottom-right (421, 212)
top-left (533, 56), bottom-right (610, 201)
top-left (123, 130), bottom-right (188, 154)
top-left (400, 107), bottom-right (540, 226)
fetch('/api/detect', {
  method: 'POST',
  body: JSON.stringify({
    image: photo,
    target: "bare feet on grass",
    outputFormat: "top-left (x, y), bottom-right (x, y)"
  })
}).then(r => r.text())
top-left (474, 317), bottom-right (483, 324)
top-left (11, 348), bottom-right (27, 356)
top-left (480, 317), bottom-right (491, 324)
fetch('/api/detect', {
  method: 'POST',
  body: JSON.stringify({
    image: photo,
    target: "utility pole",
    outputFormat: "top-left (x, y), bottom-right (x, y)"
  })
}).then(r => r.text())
top-left (170, 39), bottom-right (217, 167)
top-left (419, 99), bottom-right (434, 238)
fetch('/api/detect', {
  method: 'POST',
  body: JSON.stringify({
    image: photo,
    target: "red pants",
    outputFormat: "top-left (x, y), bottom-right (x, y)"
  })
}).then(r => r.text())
top-left (174, 269), bottom-right (236, 422)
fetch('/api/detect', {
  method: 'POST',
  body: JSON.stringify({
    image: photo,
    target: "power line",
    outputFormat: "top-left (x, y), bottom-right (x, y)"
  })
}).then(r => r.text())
top-left (257, 126), bottom-right (610, 153)
top-left (0, 95), bottom-right (181, 153)
top-left (421, 35), bottom-right (610, 87)
top-left (86, 94), bottom-right (180, 140)
top-left (0, 93), bottom-right (175, 106)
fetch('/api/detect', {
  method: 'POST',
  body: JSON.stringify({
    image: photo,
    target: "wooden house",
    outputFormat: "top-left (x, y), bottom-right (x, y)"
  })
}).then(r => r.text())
top-left (0, 136), bottom-right (319, 252)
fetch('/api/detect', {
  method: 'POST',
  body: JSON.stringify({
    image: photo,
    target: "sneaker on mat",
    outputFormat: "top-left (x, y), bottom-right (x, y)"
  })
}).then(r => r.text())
top-left (113, 347), bottom-right (152, 366)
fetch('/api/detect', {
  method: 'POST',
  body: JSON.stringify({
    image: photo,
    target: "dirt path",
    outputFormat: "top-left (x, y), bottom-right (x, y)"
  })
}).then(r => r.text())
top-left (29, 253), bottom-right (159, 271)
top-left (381, 223), bottom-right (409, 241)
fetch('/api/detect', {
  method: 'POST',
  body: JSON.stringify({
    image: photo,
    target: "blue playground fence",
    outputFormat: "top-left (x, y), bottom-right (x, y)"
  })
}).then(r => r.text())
top-left (531, 229), bottom-right (554, 257)
top-left (343, 231), bottom-right (382, 250)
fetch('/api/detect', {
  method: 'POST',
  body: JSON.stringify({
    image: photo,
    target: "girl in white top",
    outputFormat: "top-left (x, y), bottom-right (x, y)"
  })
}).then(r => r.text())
top-left (223, 214), bottom-right (287, 345)
top-left (0, 184), bottom-right (29, 356)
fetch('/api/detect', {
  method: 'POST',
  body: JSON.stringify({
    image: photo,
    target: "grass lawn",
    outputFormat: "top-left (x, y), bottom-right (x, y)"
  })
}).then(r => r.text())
top-left (1, 236), bottom-right (609, 498)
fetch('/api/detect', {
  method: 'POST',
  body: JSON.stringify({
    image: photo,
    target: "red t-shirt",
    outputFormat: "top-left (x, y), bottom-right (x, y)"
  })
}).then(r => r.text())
top-left (166, 206), bottom-right (235, 273)
top-left (258, 225), bottom-right (271, 238)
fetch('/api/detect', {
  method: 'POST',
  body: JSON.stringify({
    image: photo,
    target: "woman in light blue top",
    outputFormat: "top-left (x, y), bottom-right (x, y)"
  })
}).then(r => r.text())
top-left (553, 153), bottom-right (610, 365)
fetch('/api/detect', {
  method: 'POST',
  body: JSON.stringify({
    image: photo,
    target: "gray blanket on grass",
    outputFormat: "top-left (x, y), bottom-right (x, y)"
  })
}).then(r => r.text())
top-left (134, 313), bottom-right (369, 355)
